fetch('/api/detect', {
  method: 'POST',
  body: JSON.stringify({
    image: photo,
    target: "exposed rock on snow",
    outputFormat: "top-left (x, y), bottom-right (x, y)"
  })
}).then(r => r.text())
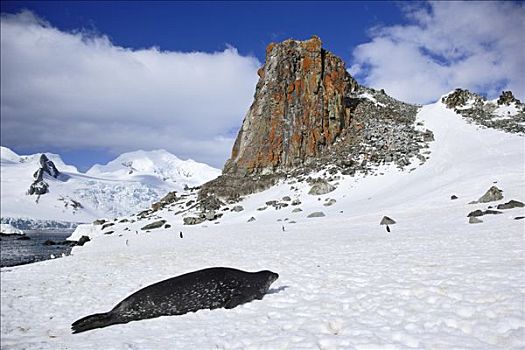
top-left (183, 217), bottom-right (205, 225)
top-left (202, 36), bottom-right (432, 198)
top-left (323, 198), bottom-right (337, 206)
top-left (307, 211), bottom-right (326, 218)
top-left (476, 185), bottom-right (504, 203)
top-left (497, 200), bottom-right (524, 210)
top-left (231, 205), bottom-right (244, 212)
top-left (469, 216), bottom-right (483, 224)
top-left (151, 191), bottom-right (178, 211)
top-left (467, 209), bottom-right (503, 217)
top-left (141, 220), bottom-right (167, 230)
top-left (308, 179), bottom-right (336, 195)
top-left (380, 216), bottom-right (396, 225)
top-left (442, 89), bottom-right (525, 134)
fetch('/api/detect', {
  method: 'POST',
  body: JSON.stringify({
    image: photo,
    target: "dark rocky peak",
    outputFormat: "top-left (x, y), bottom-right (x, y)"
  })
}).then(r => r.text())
top-left (200, 36), bottom-right (432, 199)
top-left (39, 154), bottom-right (60, 178)
top-left (27, 154), bottom-right (61, 196)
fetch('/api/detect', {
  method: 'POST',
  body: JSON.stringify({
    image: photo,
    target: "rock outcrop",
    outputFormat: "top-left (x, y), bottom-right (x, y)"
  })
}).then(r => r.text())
top-left (224, 36), bottom-right (358, 176)
top-left (27, 154), bottom-right (61, 196)
top-left (442, 89), bottom-right (525, 134)
top-left (200, 36), bottom-right (433, 199)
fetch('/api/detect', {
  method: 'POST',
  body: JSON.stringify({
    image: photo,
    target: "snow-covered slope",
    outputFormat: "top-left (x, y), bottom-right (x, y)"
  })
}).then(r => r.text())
top-left (87, 149), bottom-right (220, 189)
top-left (1, 99), bottom-right (524, 349)
top-left (0, 148), bottom-right (220, 228)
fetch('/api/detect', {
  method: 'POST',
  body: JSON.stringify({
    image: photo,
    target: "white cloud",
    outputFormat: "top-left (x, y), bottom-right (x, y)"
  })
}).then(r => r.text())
top-left (350, 1), bottom-right (525, 104)
top-left (0, 11), bottom-right (260, 167)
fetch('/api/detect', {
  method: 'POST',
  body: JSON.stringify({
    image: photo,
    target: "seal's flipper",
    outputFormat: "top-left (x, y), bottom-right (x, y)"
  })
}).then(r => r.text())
top-left (71, 312), bottom-right (114, 334)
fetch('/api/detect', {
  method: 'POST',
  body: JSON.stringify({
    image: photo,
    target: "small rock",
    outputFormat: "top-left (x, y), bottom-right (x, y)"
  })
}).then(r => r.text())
top-left (77, 236), bottom-right (90, 246)
top-left (282, 196), bottom-right (291, 202)
top-left (292, 208), bottom-right (303, 213)
top-left (323, 199), bottom-right (337, 207)
top-left (103, 231), bottom-right (114, 235)
top-left (291, 199), bottom-right (302, 206)
top-left (308, 180), bottom-right (336, 195)
top-left (469, 217), bottom-right (483, 224)
top-left (247, 217), bottom-right (256, 222)
top-left (183, 217), bottom-right (205, 225)
top-left (496, 200), bottom-right (524, 210)
top-left (467, 209), bottom-right (502, 217)
top-left (467, 210), bottom-right (484, 217)
top-left (101, 222), bottom-right (115, 230)
top-left (141, 220), bottom-right (167, 230)
top-left (380, 216), bottom-right (396, 225)
top-left (451, 195), bottom-right (458, 200)
top-left (307, 211), bottom-right (326, 218)
top-left (93, 219), bottom-right (106, 225)
top-left (231, 205), bottom-right (244, 212)
top-left (514, 216), bottom-right (525, 220)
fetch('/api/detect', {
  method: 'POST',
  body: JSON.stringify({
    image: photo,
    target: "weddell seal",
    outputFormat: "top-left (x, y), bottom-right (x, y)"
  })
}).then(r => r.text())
top-left (71, 267), bottom-right (279, 333)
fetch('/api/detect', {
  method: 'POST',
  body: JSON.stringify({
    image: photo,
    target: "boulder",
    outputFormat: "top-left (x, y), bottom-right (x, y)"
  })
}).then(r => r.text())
top-left (307, 211), bottom-right (326, 218)
top-left (231, 205), bottom-right (244, 212)
top-left (380, 216), bottom-right (396, 225)
top-left (183, 217), bottom-right (205, 225)
top-left (467, 209), bottom-right (502, 217)
top-left (141, 220), bottom-right (167, 230)
top-left (77, 236), bottom-right (90, 246)
top-left (477, 186), bottom-right (503, 203)
top-left (469, 217), bottom-right (483, 224)
top-left (496, 200), bottom-right (524, 210)
top-left (308, 180), bottom-right (336, 195)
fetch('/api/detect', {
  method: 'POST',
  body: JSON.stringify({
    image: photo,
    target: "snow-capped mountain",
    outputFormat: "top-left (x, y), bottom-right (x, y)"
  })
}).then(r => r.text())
top-left (86, 149), bottom-right (220, 189)
top-left (0, 147), bottom-right (220, 229)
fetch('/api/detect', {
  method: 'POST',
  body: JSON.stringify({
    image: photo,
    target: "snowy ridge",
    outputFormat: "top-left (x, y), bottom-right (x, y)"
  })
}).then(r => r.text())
top-left (0, 148), bottom-right (220, 227)
top-left (1, 98), bottom-right (524, 349)
top-left (87, 149), bottom-right (220, 188)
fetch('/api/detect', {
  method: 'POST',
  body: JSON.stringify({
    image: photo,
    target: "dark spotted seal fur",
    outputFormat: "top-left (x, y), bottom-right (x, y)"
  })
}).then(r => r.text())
top-left (71, 267), bottom-right (279, 333)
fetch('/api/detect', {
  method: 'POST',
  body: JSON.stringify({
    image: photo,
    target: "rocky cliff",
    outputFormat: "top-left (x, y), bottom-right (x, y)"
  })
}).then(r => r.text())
top-left (223, 36), bottom-right (359, 176)
top-left (201, 36), bottom-right (432, 199)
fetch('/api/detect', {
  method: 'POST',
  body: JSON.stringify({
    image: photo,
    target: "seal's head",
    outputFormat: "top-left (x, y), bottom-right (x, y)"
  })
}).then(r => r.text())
top-left (257, 270), bottom-right (279, 294)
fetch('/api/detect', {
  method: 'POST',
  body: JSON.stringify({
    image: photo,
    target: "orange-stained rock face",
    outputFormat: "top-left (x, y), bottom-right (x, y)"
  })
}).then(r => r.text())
top-left (224, 36), bottom-right (359, 176)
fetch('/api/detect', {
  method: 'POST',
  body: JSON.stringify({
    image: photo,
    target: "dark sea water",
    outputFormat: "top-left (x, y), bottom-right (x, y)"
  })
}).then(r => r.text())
top-left (0, 230), bottom-right (74, 267)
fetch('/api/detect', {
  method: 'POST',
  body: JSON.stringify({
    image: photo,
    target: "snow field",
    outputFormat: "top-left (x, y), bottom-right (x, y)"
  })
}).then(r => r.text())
top-left (1, 209), bottom-right (524, 349)
top-left (1, 100), bottom-right (524, 349)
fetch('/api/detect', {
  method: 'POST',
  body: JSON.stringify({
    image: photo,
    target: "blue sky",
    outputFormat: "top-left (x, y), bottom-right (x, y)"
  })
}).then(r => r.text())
top-left (1, 1), bottom-right (403, 63)
top-left (1, 1), bottom-right (524, 171)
